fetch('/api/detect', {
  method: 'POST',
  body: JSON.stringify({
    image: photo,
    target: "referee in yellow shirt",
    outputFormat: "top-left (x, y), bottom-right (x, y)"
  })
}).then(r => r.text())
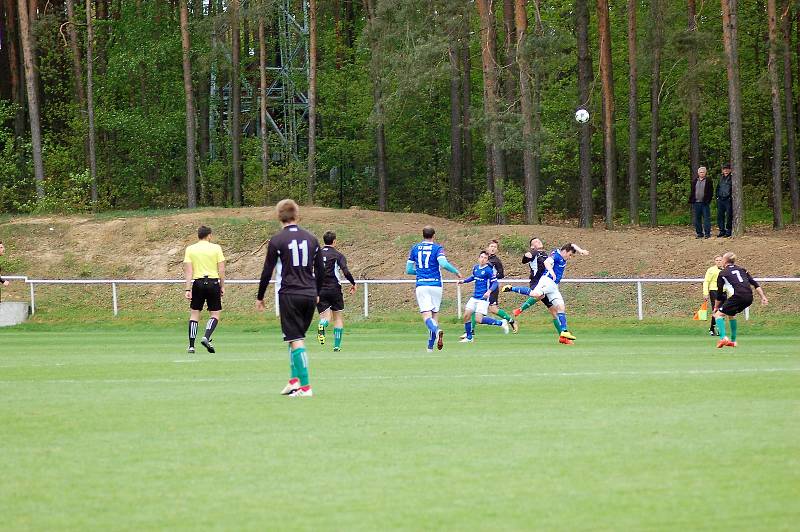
top-left (702, 255), bottom-right (725, 336)
top-left (184, 226), bottom-right (225, 353)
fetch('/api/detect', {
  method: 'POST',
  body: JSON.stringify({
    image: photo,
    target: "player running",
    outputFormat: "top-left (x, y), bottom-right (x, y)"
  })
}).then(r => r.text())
top-left (504, 242), bottom-right (588, 344)
top-left (256, 199), bottom-right (325, 397)
top-left (405, 226), bottom-right (461, 352)
top-left (316, 231), bottom-right (357, 351)
top-left (712, 252), bottom-right (768, 348)
top-left (502, 237), bottom-right (563, 337)
top-left (183, 226), bottom-right (225, 354)
top-left (702, 255), bottom-right (725, 336)
top-left (458, 250), bottom-right (510, 342)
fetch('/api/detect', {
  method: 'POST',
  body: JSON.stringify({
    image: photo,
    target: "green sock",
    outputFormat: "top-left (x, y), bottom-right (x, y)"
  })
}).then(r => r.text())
top-left (496, 308), bottom-right (512, 322)
top-left (729, 319), bottom-right (737, 342)
top-left (334, 327), bottom-right (343, 348)
top-left (291, 347), bottom-right (309, 386)
top-left (521, 297), bottom-right (537, 312)
top-left (288, 345), bottom-right (298, 379)
top-left (715, 317), bottom-right (727, 339)
top-left (319, 319), bottom-right (328, 329)
top-left (552, 318), bottom-right (561, 333)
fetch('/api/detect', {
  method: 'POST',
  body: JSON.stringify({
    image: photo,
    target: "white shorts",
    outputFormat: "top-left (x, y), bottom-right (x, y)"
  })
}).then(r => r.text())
top-left (415, 285), bottom-right (443, 313)
top-left (465, 297), bottom-right (490, 316)
top-left (532, 276), bottom-right (564, 307)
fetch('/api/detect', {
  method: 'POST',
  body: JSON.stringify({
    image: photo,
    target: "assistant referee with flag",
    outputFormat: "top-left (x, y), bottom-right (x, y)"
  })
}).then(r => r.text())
top-left (183, 225), bottom-right (226, 354)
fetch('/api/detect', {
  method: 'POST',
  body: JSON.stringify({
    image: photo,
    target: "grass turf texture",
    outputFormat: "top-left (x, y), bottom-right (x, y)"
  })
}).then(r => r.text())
top-left (1, 321), bottom-right (799, 530)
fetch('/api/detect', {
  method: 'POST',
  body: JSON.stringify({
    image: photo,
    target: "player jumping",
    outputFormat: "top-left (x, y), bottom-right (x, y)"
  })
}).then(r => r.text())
top-left (458, 250), bottom-right (510, 342)
top-left (406, 226), bottom-right (461, 352)
top-left (712, 252), bottom-right (768, 348)
top-left (316, 231), bottom-right (357, 351)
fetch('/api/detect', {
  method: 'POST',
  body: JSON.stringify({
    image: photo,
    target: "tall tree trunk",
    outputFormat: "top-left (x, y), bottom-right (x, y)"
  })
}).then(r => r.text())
top-left (448, 40), bottom-right (463, 216)
top-left (66, 0), bottom-right (86, 108)
top-left (515, 0), bottom-right (538, 224)
top-left (576, 0), bottom-right (593, 227)
top-left (597, 0), bottom-right (616, 229)
top-left (258, 15), bottom-right (269, 192)
top-left (333, 0), bottom-right (343, 68)
top-left (687, 0), bottom-right (701, 188)
top-left (180, 0), bottom-right (197, 208)
top-left (4, 0), bottom-right (25, 169)
top-left (627, 0), bottom-right (638, 224)
top-left (231, 0), bottom-right (242, 206)
top-left (85, 0), bottom-right (98, 204)
top-left (307, 0), bottom-right (317, 204)
top-left (782, 1), bottom-right (798, 223)
top-left (649, 0), bottom-right (663, 227)
top-left (722, 0), bottom-right (744, 235)
top-left (196, 0), bottom-right (209, 166)
top-left (460, 34), bottom-right (473, 195)
top-left (17, 0), bottom-right (44, 198)
top-left (363, 0), bottom-right (388, 211)
top-left (501, 0), bottom-right (517, 106)
top-left (767, 0), bottom-right (784, 229)
top-left (477, 0), bottom-right (506, 224)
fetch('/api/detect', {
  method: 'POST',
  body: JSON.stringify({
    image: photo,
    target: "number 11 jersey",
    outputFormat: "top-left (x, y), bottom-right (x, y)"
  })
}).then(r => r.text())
top-left (408, 241), bottom-right (446, 287)
top-left (257, 224), bottom-right (325, 300)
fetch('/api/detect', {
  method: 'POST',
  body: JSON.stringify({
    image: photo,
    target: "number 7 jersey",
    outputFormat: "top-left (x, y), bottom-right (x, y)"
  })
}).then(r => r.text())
top-left (408, 241), bottom-right (446, 287)
top-left (257, 224), bottom-right (325, 299)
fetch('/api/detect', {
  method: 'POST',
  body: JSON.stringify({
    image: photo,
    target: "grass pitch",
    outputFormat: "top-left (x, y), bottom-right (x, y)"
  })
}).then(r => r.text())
top-left (1, 320), bottom-right (799, 531)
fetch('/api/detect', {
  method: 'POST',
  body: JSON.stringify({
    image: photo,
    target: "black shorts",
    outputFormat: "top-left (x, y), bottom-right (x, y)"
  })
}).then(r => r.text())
top-left (541, 295), bottom-right (553, 308)
top-left (488, 288), bottom-right (499, 305)
top-left (709, 290), bottom-right (727, 307)
top-left (190, 278), bottom-right (222, 311)
top-left (279, 293), bottom-right (316, 342)
top-left (317, 289), bottom-right (345, 313)
top-left (719, 295), bottom-right (752, 317)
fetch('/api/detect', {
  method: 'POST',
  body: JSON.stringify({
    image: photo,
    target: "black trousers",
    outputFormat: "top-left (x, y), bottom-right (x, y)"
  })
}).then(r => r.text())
top-left (717, 197), bottom-right (732, 236)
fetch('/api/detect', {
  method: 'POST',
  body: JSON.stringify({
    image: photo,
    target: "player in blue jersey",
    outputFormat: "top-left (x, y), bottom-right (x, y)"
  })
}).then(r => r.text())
top-left (405, 226), bottom-right (462, 352)
top-left (457, 251), bottom-right (510, 342)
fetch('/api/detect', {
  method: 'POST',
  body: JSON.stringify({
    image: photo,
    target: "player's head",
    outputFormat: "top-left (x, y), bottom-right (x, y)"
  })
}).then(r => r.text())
top-left (197, 226), bottom-right (212, 240)
top-left (323, 231), bottom-right (336, 246)
top-left (478, 250), bottom-right (489, 265)
top-left (697, 166), bottom-right (707, 178)
top-left (560, 243), bottom-right (577, 259)
top-left (422, 226), bottom-right (435, 240)
top-left (0, 241), bottom-right (4, 255)
top-left (714, 255), bottom-right (724, 268)
top-left (723, 252), bottom-right (736, 265)
top-left (487, 239), bottom-right (498, 255)
top-left (276, 199), bottom-right (299, 224)
top-left (529, 237), bottom-right (543, 250)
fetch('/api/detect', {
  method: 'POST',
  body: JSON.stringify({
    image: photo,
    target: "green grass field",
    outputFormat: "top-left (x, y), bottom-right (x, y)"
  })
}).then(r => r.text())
top-left (2, 320), bottom-right (799, 531)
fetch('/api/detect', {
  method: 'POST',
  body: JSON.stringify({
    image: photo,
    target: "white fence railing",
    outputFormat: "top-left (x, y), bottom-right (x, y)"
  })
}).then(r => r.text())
top-left (2, 276), bottom-right (799, 320)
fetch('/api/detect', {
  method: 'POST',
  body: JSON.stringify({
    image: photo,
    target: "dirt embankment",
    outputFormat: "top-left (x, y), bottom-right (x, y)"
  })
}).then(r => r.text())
top-left (1, 207), bottom-right (798, 280)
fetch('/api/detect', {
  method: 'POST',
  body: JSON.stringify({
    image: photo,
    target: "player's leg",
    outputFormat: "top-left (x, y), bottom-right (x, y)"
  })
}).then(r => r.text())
top-left (318, 308), bottom-right (331, 344)
top-left (707, 291), bottom-right (717, 335)
top-left (200, 310), bottom-right (220, 353)
top-left (547, 305), bottom-right (561, 334)
top-left (490, 302), bottom-right (517, 333)
top-left (461, 300), bottom-right (475, 342)
top-left (332, 310), bottom-right (344, 351)
top-left (200, 281), bottom-right (222, 353)
top-left (712, 309), bottom-right (729, 347)
top-left (280, 294), bottom-right (315, 396)
top-left (188, 309), bottom-right (200, 353)
top-left (477, 299), bottom-right (509, 333)
top-left (187, 280), bottom-right (203, 353)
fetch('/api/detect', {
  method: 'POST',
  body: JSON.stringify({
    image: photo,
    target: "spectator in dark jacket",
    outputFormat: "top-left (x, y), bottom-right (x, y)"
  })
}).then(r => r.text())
top-left (717, 163), bottom-right (733, 237)
top-left (689, 166), bottom-right (713, 239)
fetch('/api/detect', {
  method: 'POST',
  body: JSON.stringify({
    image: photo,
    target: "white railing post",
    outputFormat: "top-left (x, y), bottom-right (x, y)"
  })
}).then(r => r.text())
top-left (456, 282), bottom-right (462, 318)
top-left (112, 282), bottom-right (118, 316)
top-left (363, 282), bottom-right (369, 318)
top-left (636, 281), bottom-right (643, 320)
top-left (274, 282), bottom-right (280, 316)
top-left (29, 282), bottom-right (35, 315)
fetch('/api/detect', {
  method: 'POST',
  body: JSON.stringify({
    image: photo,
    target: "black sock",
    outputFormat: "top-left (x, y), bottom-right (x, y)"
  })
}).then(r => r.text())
top-left (204, 318), bottom-right (218, 340)
top-left (189, 320), bottom-right (198, 347)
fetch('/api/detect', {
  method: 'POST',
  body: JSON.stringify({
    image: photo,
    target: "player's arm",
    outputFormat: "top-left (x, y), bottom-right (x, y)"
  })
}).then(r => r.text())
top-left (493, 259), bottom-right (505, 279)
top-left (183, 256), bottom-right (193, 300)
top-left (256, 241), bottom-right (278, 309)
top-left (217, 261), bottom-right (225, 296)
top-left (314, 245), bottom-right (325, 296)
top-left (437, 255), bottom-right (461, 278)
top-left (521, 252), bottom-right (533, 264)
top-left (702, 268), bottom-right (713, 300)
top-left (747, 272), bottom-right (768, 305)
top-left (405, 246), bottom-right (417, 275)
top-left (571, 243), bottom-right (589, 256)
top-left (484, 278), bottom-right (499, 299)
top-left (458, 275), bottom-right (475, 285)
top-left (338, 255), bottom-right (357, 293)
top-left (544, 256), bottom-right (555, 276)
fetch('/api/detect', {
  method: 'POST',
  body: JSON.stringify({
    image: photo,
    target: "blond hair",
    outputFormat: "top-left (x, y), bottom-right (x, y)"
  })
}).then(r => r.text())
top-left (276, 199), bottom-right (299, 224)
top-left (723, 251), bottom-right (736, 264)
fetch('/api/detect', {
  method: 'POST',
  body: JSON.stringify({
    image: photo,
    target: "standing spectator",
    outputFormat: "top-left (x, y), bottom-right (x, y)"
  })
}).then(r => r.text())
top-left (689, 166), bottom-right (713, 239)
top-left (717, 163), bottom-right (733, 237)
top-left (0, 241), bottom-right (10, 288)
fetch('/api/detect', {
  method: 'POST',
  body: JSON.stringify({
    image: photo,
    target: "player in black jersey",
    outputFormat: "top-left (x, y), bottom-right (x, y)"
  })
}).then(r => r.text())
top-left (316, 231), bottom-right (357, 351)
top-left (501, 238), bottom-right (564, 339)
top-left (712, 252), bottom-right (768, 348)
top-left (256, 199), bottom-right (325, 397)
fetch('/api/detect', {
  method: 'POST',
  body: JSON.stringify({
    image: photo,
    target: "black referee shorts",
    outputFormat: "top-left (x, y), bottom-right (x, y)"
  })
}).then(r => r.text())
top-left (317, 289), bottom-right (345, 313)
top-left (719, 295), bottom-right (752, 317)
top-left (279, 293), bottom-right (317, 342)
top-left (190, 277), bottom-right (222, 311)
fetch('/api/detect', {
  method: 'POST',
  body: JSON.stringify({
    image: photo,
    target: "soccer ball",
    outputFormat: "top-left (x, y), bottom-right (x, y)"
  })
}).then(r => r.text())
top-left (575, 109), bottom-right (590, 124)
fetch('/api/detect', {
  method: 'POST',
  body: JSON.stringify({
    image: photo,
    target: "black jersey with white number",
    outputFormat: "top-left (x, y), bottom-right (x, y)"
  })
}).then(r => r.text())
top-left (716, 264), bottom-right (759, 299)
top-left (488, 254), bottom-right (505, 280)
top-left (257, 225), bottom-right (324, 299)
top-left (522, 250), bottom-right (549, 287)
top-left (320, 246), bottom-right (356, 293)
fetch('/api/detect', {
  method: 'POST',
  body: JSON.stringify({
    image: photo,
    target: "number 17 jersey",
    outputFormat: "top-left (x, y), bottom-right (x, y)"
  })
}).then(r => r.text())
top-left (408, 241), bottom-right (446, 287)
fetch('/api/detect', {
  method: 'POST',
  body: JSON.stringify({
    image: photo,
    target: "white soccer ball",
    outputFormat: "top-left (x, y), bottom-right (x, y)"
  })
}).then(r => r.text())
top-left (575, 108), bottom-right (590, 124)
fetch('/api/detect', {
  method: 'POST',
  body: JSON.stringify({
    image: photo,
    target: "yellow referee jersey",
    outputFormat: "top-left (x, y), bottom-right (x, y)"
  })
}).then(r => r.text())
top-left (702, 265), bottom-right (721, 296)
top-left (184, 240), bottom-right (225, 279)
